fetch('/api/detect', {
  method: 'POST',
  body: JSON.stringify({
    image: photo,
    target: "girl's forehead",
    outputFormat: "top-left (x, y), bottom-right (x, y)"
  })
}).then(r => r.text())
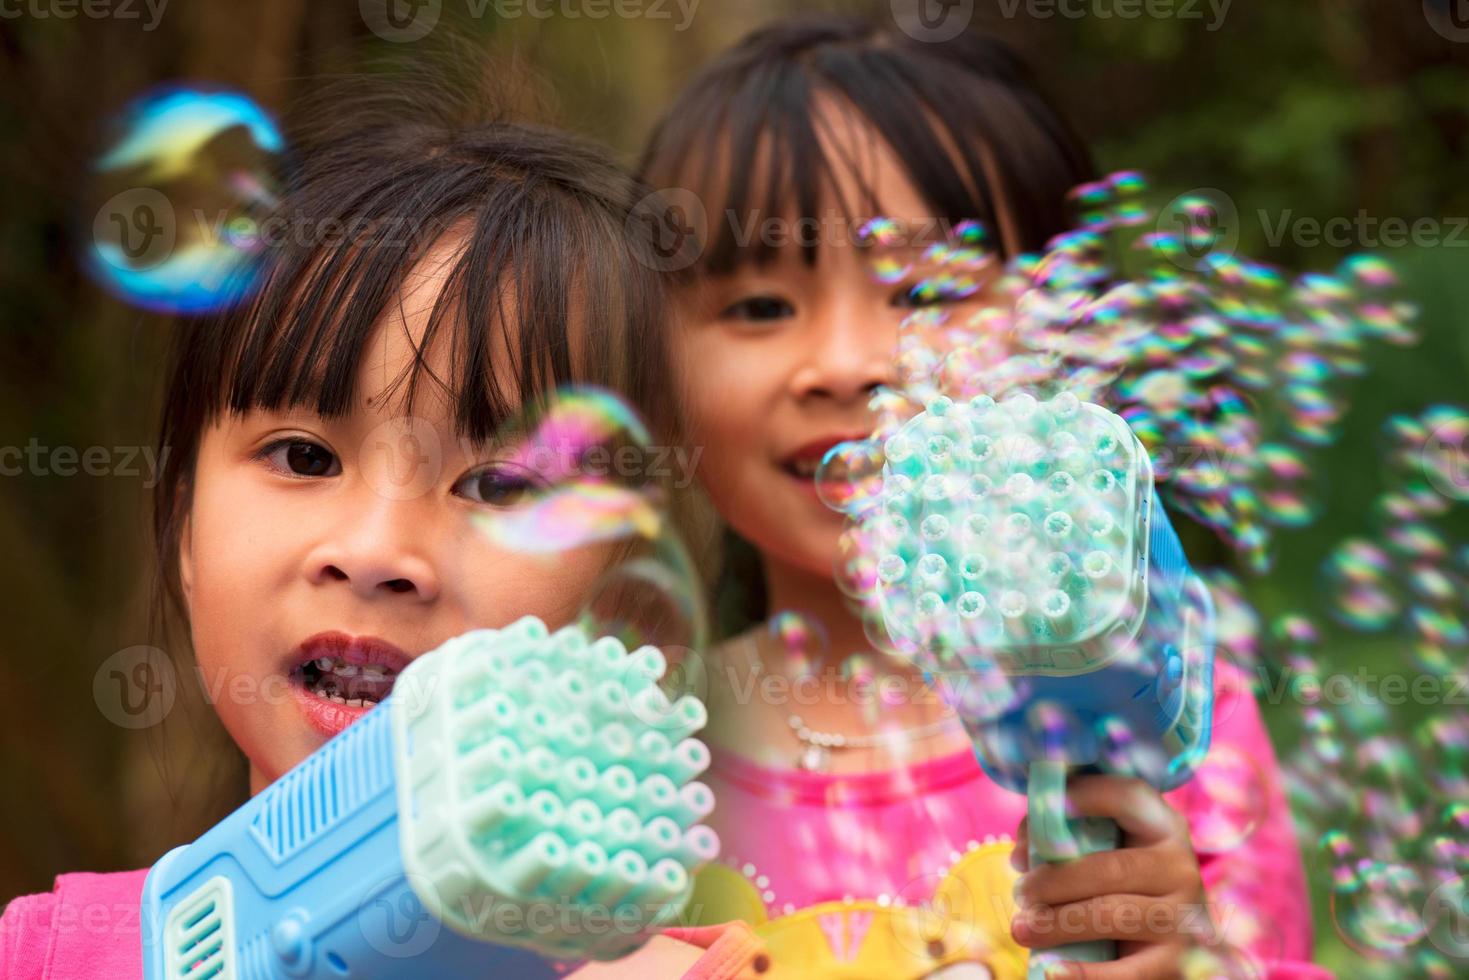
top-left (672, 92), bottom-right (984, 274)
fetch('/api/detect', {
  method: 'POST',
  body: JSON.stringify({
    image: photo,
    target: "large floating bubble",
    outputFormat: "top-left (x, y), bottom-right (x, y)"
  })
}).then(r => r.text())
top-left (86, 85), bottom-right (283, 314)
top-left (467, 386), bottom-right (708, 656)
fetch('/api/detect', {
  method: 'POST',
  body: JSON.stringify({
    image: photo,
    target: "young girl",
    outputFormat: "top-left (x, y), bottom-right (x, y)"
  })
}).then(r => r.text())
top-left (0, 84), bottom-right (762, 978)
top-left (640, 15), bottom-right (1326, 979)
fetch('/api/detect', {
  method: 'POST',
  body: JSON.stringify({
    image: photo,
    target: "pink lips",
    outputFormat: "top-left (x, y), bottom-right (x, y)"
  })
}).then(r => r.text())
top-left (289, 632), bottom-right (413, 739)
top-left (291, 632), bottom-right (413, 673)
top-left (781, 433), bottom-right (872, 471)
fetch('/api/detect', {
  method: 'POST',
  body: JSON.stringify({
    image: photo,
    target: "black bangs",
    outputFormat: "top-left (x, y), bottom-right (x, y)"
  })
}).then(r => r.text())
top-left (190, 124), bottom-right (653, 447)
top-left (637, 14), bottom-right (1096, 275)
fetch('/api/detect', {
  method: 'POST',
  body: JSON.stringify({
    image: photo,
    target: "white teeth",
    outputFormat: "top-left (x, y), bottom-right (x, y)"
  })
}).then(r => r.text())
top-left (322, 693), bottom-right (372, 707)
top-left (305, 656), bottom-right (394, 675)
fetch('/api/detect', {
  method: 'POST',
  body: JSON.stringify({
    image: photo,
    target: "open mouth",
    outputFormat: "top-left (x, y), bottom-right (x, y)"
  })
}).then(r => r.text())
top-left (781, 456), bottom-right (823, 480)
top-left (779, 432), bottom-right (873, 485)
top-left (291, 656), bottom-right (398, 707)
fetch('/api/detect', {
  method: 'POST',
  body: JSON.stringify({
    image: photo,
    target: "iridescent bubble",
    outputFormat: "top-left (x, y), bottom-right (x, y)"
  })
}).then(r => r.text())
top-left (1323, 540), bottom-right (1401, 630)
top-left (833, 526), bottom-right (880, 600)
top-left (815, 439), bottom-right (886, 515)
top-left (1418, 406), bottom-right (1469, 501)
top-left (1179, 945), bottom-right (1262, 980)
top-left (768, 610), bottom-right (830, 678)
top-left (470, 388), bottom-right (665, 554)
top-left (1333, 860), bottom-right (1429, 954)
top-left (1186, 743), bottom-right (1269, 853)
top-left (86, 85), bottom-right (283, 313)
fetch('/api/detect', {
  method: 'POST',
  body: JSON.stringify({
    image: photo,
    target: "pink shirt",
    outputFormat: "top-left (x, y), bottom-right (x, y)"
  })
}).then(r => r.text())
top-left (701, 661), bottom-right (1332, 978)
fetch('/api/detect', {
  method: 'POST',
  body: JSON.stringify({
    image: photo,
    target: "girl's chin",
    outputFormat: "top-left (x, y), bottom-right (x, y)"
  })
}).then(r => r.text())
top-left (750, 524), bottom-right (845, 590)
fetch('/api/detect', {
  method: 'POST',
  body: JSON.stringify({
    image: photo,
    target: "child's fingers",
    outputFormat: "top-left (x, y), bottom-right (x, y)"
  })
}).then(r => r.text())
top-left (1012, 817), bottom-right (1030, 872)
top-left (1060, 775), bottom-right (1187, 846)
top-left (1030, 941), bottom-right (1191, 980)
top-left (1010, 894), bottom-right (1198, 949)
top-left (1014, 845), bottom-right (1180, 908)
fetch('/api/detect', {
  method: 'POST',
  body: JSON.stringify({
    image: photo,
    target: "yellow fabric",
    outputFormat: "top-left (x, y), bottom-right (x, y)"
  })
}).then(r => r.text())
top-left (685, 842), bottom-right (1029, 979)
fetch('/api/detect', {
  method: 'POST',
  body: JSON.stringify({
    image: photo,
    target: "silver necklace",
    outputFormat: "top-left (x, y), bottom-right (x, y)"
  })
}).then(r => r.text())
top-left (787, 712), bottom-right (962, 772)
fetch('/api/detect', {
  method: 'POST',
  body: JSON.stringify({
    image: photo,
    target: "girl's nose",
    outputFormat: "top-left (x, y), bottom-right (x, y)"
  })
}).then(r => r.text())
top-left (305, 500), bottom-right (441, 603)
top-left (788, 302), bottom-right (898, 405)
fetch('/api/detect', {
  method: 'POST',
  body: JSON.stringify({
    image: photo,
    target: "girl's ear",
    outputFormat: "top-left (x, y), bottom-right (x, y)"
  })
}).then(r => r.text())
top-left (178, 512), bottom-right (194, 612)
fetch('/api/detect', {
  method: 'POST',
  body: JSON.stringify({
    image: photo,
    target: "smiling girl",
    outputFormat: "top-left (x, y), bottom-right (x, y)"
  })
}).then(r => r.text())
top-left (0, 83), bottom-right (763, 978)
top-left (639, 15), bottom-right (1326, 979)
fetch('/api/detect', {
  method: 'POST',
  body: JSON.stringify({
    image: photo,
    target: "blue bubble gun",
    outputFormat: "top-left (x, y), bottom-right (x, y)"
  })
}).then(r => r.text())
top-left (869, 391), bottom-right (1215, 977)
top-left (140, 616), bottom-right (719, 979)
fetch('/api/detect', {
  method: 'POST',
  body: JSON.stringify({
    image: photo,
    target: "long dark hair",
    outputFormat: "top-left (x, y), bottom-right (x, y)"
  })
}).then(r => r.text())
top-left (147, 74), bottom-right (676, 816)
top-left (637, 14), bottom-right (1096, 634)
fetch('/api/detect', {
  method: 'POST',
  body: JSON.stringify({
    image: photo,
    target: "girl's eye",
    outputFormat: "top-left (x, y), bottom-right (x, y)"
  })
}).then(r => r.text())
top-left (455, 465), bottom-right (540, 507)
top-left (892, 283), bottom-right (960, 309)
top-left (718, 295), bottom-right (796, 322)
top-left (256, 439), bottom-right (339, 478)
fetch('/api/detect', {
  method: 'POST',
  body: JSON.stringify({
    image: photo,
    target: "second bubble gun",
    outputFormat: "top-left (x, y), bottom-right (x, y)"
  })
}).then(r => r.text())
top-left (870, 391), bottom-right (1215, 978)
top-left (140, 616), bottom-right (719, 978)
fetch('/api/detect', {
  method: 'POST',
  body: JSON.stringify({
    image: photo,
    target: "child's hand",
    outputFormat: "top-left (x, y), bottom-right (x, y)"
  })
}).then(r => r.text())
top-left (1009, 775), bottom-right (1210, 979)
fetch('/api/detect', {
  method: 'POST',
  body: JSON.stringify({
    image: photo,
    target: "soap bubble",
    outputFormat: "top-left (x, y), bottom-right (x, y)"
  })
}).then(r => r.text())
top-left (1186, 743), bottom-right (1269, 853)
top-left (768, 610), bottom-right (830, 677)
top-left (815, 438), bottom-right (887, 515)
top-left (461, 387), bottom-right (708, 655)
top-left (86, 85), bottom-right (283, 314)
top-left (469, 388), bottom-right (665, 553)
top-left (1332, 860), bottom-right (1429, 954)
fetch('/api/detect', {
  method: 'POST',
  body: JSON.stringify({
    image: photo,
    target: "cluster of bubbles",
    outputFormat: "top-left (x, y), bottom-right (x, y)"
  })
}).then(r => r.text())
top-left (1322, 407), bottom-right (1469, 669)
top-left (812, 173), bottom-right (1469, 972)
top-left (1278, 407), bottom-right (1467, 973)
top-left (823, 171), bottom-right (1420, 576)
top-left (1155, 405), bottom-right (1469, 973)
top-left (85, 85), bottom-right (283, 314)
